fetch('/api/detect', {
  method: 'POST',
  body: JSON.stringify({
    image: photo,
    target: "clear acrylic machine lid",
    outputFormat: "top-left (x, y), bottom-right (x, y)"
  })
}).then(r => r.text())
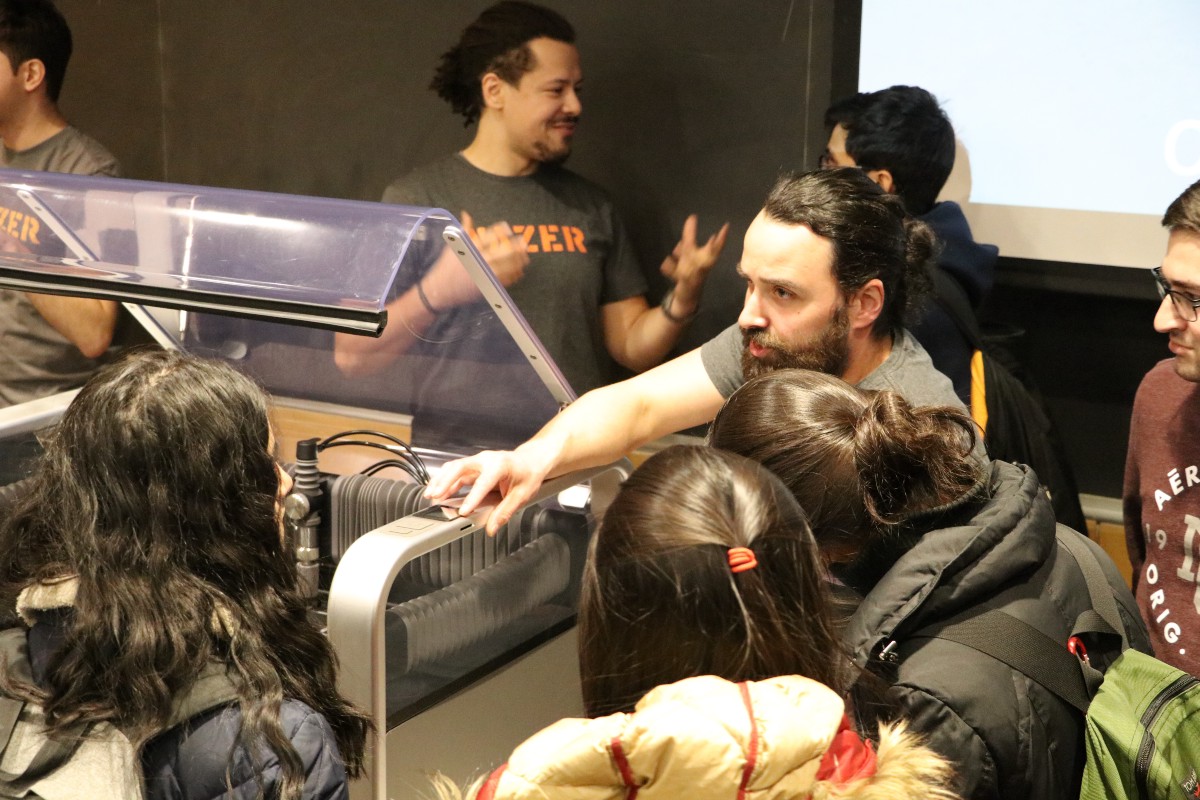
top-left (0, 169), bottom-right (570, 453)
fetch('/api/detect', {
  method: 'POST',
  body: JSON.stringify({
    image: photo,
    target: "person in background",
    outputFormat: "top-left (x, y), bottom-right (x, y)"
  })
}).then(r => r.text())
top-left (0, 0), bottom-right (125, 409)
top-left (343, 1), bottom-right (728, 393)
top-left (430, 445), bottom-right (961, 800)
top-left (708, 368), bottom-right (1149, 800)
top-left (0, 350), bottom-right (369, 799)
top-left (1124, 177), bottom-right (1200, 677)
top-left (823, 85), bottom-right (998, 404)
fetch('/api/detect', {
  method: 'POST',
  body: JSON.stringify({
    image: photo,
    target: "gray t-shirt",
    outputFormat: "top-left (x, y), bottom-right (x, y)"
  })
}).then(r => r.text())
top-left (0, 126), bottom-right (123, 408)
top-left (1, 125), bottom-right (120, 178)
top-left (700, 322), bottom-right (967, 410)
top-left (382, 154), bottom-right (646, 395)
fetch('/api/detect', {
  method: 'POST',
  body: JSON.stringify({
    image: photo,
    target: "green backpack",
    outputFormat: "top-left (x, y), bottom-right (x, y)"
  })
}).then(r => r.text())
top-left (918, 529), bottom-right (1200, 800)
top-left (1081, 648), bottom-right (1200, 799)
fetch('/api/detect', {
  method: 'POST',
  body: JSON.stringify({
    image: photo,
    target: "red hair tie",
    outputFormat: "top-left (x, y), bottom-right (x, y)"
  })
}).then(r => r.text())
top-left (728, 547), bottom-right (758, 574)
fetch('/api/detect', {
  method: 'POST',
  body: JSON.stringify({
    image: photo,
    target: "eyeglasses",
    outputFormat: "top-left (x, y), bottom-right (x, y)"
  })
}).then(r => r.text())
top-left (1152, 266), bottom-right (1200, 322)
top-left (817, 153), bottom-right (870, 173)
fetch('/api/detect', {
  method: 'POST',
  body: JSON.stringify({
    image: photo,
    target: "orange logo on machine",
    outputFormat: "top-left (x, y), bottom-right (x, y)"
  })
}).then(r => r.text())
top-left (506, 224), bottom-right (587, 255)
top-left (0, 204), bottom-right (41, 246)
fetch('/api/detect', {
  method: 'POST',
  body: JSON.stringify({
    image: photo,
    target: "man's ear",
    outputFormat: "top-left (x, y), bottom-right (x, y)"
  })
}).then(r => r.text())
top-left (480, 72), bottom-right (506, 111)
top-left (19, 59), bottom-right (46, 94)
top-left (848, 278), bottom-right (885, 331)
top-left (866, 168), bottom-right (895, 195)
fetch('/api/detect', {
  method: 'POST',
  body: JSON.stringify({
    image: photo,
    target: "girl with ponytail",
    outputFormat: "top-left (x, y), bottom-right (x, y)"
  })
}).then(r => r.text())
top-left (432, 444), bottom-right (960, 800)
top-left (708, 368), bottom-right (1149, 800)
top-left (578, 445), bottom-right (846, 717)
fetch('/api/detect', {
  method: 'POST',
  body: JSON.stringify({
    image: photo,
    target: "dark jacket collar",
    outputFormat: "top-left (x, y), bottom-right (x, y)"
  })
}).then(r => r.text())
top-left (840, 460), bottom-right (1057, 666)
top-left (920, 201), bottom-right (999, 306)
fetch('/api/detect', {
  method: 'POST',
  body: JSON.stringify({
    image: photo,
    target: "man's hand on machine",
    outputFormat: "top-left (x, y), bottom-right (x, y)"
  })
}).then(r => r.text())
top-left (424, 447), bottom-right (551, 535)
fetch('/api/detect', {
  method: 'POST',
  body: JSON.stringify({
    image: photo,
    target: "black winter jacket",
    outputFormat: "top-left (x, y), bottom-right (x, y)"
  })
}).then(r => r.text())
top-left (840, 461), bottom-right (1149, 800)
top-left (140, 699), bottom-right (349, 800)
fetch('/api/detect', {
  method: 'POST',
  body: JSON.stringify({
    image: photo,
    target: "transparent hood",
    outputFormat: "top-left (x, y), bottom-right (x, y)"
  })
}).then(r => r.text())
top-left (0, 169), bottom-right (569, 455)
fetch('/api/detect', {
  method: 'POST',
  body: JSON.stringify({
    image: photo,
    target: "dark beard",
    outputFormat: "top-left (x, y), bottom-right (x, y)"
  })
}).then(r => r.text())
top-left (535, 145), bottom-right (571, 166)
top-left (740, 304), bottom-right (851, 382)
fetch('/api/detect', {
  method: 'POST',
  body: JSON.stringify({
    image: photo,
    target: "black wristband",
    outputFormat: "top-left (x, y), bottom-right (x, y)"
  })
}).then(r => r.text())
top-left (415, 280), bottom-right (442, 315)
top-left (660, 287), bottom-right (697, 324)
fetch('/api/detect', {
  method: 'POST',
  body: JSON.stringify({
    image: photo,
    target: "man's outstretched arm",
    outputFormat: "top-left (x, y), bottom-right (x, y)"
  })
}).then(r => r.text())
top-left (424, 347), bottom-right (725, 533)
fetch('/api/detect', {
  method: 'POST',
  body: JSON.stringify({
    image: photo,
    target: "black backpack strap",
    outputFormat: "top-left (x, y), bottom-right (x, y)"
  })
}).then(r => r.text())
top-left (912, 609), bottom-right (1093, 713)
top-left (929, 266), bottom-right (985, 350)
top-left (1054, 526), bottom-right (1128, 650)
top-left (909, 530), bottom-right (1130, 714)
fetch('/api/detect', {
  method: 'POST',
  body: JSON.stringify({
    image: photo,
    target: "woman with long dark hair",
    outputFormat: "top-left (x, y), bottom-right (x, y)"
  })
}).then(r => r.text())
top-left (432, 445), bottom-right (959, 800)
top-left (0, 349), bottom-right (369, 799)
top-left (708, 368), bottom-right (1150, 800)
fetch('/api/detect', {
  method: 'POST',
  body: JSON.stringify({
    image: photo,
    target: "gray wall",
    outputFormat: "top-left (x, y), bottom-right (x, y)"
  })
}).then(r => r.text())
top-left (56, 0), bottom-right (845, 353)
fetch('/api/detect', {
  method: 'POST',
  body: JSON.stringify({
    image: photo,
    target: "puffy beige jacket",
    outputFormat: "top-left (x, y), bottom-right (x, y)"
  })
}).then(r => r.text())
top-left (454, 675), bottom-right (957, 800)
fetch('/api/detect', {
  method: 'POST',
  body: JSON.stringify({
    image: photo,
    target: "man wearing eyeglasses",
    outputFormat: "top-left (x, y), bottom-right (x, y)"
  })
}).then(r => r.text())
top-left (1124, 178), bottom-right (1200, 677)
top-left (822, 86), bottom-right (998, 405)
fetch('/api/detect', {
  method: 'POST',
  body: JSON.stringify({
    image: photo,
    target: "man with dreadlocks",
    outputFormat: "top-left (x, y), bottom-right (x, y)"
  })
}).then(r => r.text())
top-left (343, 2), bottom-right (727, 395)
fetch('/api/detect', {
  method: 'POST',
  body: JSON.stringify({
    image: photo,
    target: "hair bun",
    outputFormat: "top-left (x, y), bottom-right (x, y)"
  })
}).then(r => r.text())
top-left (851, 390), bottom-right (980, 526)
top-left (853, 391), bottom-right (935, 524)
top-left (903, 215), bottom-right (938, 271)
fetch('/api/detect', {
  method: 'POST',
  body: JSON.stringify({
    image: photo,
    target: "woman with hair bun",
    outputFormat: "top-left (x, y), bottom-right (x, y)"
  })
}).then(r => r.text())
top-left (0, 349), bottom-right (369, 799)
top-left (432, 445), bottom-right (961, 800)
top-left (708, 368), bottom-right (1150, 800)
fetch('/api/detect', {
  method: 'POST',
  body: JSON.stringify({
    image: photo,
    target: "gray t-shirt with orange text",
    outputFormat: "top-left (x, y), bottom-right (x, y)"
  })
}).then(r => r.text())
top-left (0, 126), bottom-right (123, 407)
top-left (383, 154), bottom-right (646, 395)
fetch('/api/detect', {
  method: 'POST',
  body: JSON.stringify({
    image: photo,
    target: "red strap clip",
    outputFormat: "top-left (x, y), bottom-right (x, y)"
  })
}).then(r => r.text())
top-left (1067, 636), bottom-right (1090, 665)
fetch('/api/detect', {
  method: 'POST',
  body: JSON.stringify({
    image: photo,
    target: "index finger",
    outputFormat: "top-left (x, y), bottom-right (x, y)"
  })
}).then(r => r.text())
top-left (456, 459), bottom-right (508, 517)
top-left (679, 214), bottom-right (698, 248)
top-left (425, 457), bottom-right (479, 500)
top-left (484, 481), bottom-right (539, 535)
top-left (706, 222), bottom-right (731, 254)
